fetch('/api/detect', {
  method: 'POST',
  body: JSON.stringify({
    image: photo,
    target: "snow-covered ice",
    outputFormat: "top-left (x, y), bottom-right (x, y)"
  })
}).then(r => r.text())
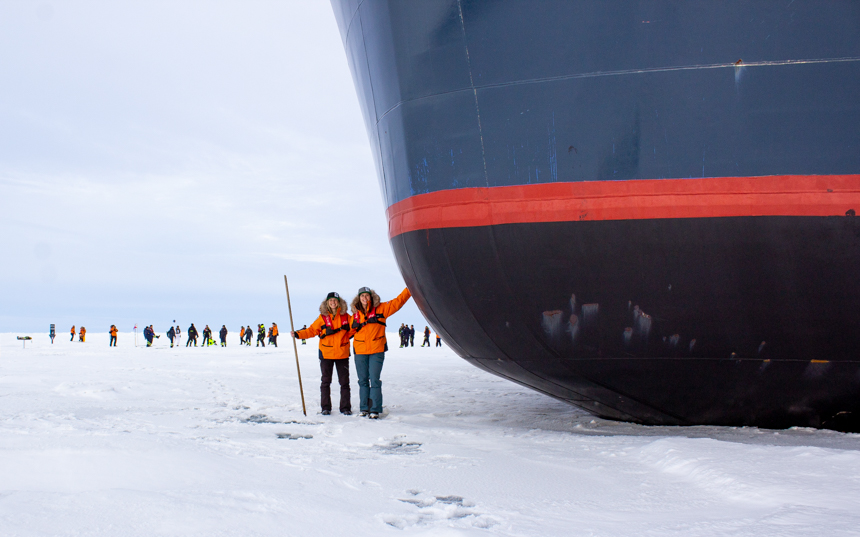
top-left (1, 331), bottom-right (859, 536)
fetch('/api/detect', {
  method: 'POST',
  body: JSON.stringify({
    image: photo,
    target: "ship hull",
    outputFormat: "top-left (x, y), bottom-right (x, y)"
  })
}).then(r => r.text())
top-left (393, 216), bottom-right (860, 429)
top-left (331, 0), bottom-right (860, 430)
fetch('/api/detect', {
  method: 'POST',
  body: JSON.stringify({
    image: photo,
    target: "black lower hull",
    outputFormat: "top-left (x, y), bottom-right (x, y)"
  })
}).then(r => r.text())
top-left (392, 216), bottom-right (860, 431)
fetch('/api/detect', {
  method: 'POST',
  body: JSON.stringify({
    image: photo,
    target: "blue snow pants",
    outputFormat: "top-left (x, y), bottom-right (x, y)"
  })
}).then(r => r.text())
top-left (354, 352), bottom-right (385, 413)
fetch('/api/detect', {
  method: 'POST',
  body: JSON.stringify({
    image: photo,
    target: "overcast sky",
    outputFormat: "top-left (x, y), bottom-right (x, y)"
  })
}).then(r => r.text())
top-left (0, 1), bottom-right (423, 334)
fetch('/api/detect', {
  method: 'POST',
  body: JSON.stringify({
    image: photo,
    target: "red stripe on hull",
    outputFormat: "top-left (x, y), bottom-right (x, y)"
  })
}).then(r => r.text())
top-left (386, 175), bottom-right (860, 238)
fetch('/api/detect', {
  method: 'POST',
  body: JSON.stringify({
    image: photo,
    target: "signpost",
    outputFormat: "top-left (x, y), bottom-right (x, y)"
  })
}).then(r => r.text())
top-left (17, 336), bottom-right (32, 349)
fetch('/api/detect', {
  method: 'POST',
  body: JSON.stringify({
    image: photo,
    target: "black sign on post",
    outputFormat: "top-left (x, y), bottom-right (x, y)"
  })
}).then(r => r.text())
top-left (49, 324), bottom-right (55, 344)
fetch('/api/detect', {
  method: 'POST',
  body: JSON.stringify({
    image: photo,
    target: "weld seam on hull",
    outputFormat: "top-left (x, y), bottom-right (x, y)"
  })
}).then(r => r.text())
top-left (374, 56), bottom-right (860, 124)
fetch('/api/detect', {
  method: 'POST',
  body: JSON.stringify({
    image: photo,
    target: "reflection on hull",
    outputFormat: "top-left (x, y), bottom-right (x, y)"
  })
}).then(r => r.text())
top-left (331, 0), bottom-right (860, 430)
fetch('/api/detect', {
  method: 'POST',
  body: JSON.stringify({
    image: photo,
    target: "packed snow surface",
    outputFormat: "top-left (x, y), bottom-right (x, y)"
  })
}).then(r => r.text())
top-left (1, 332), bottom-right (859, 536)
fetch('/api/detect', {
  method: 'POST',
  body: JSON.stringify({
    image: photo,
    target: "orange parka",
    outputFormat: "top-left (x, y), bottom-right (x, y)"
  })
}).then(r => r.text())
top-left (109, 326), bottom-right (117, 337)
top-left (350, 288), bottom-right (411, 355)
top-left (295, 297), bottom-right (353, 360)
top-left (272, 324), bottom-right (278, 337)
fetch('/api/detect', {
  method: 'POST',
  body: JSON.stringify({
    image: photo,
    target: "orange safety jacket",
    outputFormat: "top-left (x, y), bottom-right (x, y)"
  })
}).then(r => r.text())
top-left (296, 311), bottom-right (353, 359)
top-left (352, 288), bottom-right (411, 355)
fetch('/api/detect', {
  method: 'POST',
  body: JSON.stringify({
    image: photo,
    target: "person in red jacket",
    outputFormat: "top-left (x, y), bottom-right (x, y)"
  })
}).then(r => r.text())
top-left (350, 286), bottom-right (411, 418)
top-left (292, 292), bottom-right (354, 415)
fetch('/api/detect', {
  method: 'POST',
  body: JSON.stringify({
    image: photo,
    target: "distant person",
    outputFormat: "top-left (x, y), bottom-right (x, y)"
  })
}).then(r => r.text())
top-left (292, 292), bottom-right (353, 416)
top-left (256, 324), bottom-right (265, 347)
top-left (175, 325), bottom-right (181, 345)
top-left (70, 325), bottom-right (76, 342)
top-left (421, 326), bottom-right (430, 347)
top-left (270, 323), bottom-right (279, 347)
top-left (398, 323), bottom-right (406, 348)
top-left (239, 326), bottom-right (245, 345)
top-left (49, 325), bottom-right (56, 344)
top-left (79, 326), bottom-right (86, 343)
top-left (436, 334), bottom-right (442, 347)
top-left (109, 325), bottom-right (118, 347)
top-left (219, 325), bottom-right (228, 347)
top-left (167, 326), bottom-right (176, 347)
top-left (144, 325), bottom-right (154, 347)
top-left (301, 325), bottom-right (307, 345)
top-left (245, 324), bottom-right (253, 345)
top-left (187, 323), bottom-right (198, 347)
top-left (350, 286), bottom-right (411, 418)
top-left (202, 325), bottom-right (212, 346)
top-left (409, 325), bottom-right (415, 347)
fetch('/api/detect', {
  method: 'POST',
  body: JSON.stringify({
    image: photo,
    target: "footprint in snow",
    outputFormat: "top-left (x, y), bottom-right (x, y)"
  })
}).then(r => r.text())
top-left (380, 490), bottom-right (500, 530)
top-left (242, 413), bottom-right (322, 425)
top-left (276, 432), bottom-right (313, 440)
top-left (243, 413), bottom-right (281, 424)
top-left (375, 434), bottom-right (422, 454)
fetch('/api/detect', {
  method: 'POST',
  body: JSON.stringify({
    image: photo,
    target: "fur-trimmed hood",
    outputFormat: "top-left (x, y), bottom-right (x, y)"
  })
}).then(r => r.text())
top-left (319, 296), bottom-right (349, 316)
top-left (350, 289), bottom-right (381, 314)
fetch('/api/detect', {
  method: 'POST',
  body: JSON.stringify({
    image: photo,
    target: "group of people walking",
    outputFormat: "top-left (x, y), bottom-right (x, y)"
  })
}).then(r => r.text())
top-left (293, 287), bottom-right (411, 419)
top-left (69, 325), bottom-right (86, 342)
top-left (162, 323), bottom-right (279, 348)
top-left (238, 324), bottom-right (279, 347)
top-left (398, 324), bottom-right (442, 347)
top-left (67, 322), bottom-right (285, 348)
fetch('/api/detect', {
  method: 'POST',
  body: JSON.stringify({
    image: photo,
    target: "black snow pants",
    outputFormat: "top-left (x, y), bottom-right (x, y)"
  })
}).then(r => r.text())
top-left (319, 356), bottom-right (351, 413)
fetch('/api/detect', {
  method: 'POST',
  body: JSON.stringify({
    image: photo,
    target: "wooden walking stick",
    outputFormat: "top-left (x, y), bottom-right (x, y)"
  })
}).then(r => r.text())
top-left (284, 275), bottom-right (308, 416)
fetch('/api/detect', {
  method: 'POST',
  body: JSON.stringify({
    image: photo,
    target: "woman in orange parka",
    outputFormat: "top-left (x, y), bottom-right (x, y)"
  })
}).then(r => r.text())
top-left (292, 292), bottom-right (354, 415)
top-left (79, 326), bottom-right (86, 342)
top-left (350, 286), bottom-right (411, 418)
